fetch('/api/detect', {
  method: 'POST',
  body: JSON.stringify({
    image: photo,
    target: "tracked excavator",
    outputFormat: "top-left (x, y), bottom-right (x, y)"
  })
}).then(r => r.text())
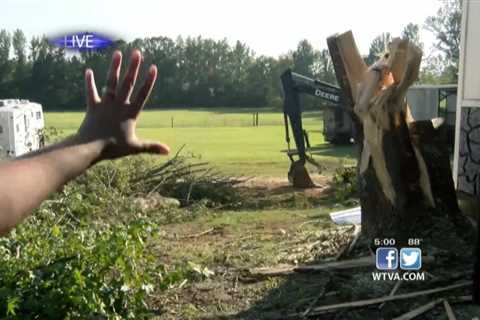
top-left (280, 69), bottom-right (354, 188)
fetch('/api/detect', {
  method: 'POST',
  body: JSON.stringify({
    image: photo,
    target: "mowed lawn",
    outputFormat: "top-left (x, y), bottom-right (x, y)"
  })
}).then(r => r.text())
top-left (45, 108), bottom-right (355, 176)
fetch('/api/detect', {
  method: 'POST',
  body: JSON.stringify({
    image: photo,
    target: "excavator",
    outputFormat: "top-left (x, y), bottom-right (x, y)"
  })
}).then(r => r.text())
top-left (280, 69), bottom-right (354, 188)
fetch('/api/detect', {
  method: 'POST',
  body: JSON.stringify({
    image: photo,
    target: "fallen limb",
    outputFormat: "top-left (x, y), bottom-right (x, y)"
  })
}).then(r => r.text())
top-left (336, 225), bottom-right (361, 260)
top-left (249, 256), bottom-right (373, 277)
top-left (451, 295), bottom-right (472, 303)
top-left (306, 281), bottom-right (471, 316)
top-left (182, 227), bottom-right (216, 239)
top-left (443, 299), bottom-right (457, 320)
top-left (249, 255), bottom-right (434, 277)
top-left (301, 275), bottom-right (334, 317)
top-left (379, 280), bottom-right (402, 309)
top-left (392, 299), bottom-right (443, 320)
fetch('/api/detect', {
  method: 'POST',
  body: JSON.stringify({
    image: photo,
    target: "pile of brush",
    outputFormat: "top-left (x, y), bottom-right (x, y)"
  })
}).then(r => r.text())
top-left (133, 147), bottom-right (246, 209)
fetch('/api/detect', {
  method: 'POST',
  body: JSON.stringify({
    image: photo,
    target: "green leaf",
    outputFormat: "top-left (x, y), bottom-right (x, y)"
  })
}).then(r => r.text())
top-left (51, 224), bottom-right (61, 238)
top-left (7, 296), bottom-right (20, 316)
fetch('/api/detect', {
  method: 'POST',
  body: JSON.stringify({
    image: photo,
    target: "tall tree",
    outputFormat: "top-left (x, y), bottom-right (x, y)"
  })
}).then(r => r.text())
top-left (0, 29), bottom-right (341, 109)
top-left (11, 29), bottom-right (28, 96)
top-left (314, 49), bottom-right (336, 85)
top-left (402, 23), bottom-right (423, 49)
top-left (366, 33), bottom-right (391, 65)
top-left (425, 0), bottom-right (461, 81)
top-left (0, 30), bottom-right (11, 64)
top-left (12, 29), bottom-right (27, 64)
top-left (292, 39), bottom-right (316, 77)
top-left (0, 30), bottom-right (11, 97)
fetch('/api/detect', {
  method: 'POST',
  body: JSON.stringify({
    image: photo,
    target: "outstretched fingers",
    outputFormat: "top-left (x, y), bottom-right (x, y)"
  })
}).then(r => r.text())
top-left (131, 65), bottom-right (158, 117)
top-left (117, 49), bottom-right (142, 103)
top-left (103, 51), bottom-right (122, 102)
top-left (85, 69), bottom-right (100, 107)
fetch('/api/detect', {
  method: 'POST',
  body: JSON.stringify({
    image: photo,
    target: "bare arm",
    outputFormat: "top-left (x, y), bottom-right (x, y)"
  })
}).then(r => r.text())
top-left (0, 49), bottom-right (169, 236)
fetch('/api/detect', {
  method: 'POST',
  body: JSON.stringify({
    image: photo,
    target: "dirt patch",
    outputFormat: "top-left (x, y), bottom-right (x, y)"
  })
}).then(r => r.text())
top-left (151, 217), bottom-right (477, 319)
top-left (147, 174), bottom-right (476, 320)
top-left (240, 174), bottom-right (330, 197)
top-left (234, 174), bottom-right (335, 210)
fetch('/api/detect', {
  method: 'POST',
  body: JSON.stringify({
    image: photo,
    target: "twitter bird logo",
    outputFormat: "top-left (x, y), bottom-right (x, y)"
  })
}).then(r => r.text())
top-left (400, 248), bottom-right (422, 270)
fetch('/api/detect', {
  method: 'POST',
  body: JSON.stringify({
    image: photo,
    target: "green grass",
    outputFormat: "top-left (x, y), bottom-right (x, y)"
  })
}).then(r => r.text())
top-left (45, 108), bottom-right (356, 175)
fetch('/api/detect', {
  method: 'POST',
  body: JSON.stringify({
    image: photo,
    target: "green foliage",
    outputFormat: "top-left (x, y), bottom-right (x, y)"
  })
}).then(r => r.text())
top-left (0, 28), bottom-right (338, 110)
top-left (424, 0), bottom-right (461, 82)
top-left (0, 210), bottom-right (160, 319)
top-left (292, 39), bottom-right (316, 78)
top-left (331, 166), bottom-right (358, 202)
top-left (41, 126), bottom-right (64, 144)
top-left (425, 0), bottom-right (461, 65)
top-left (0, 156), bottom-right (214, 319)
top-left (366, 33), bottom-right (391, 65)
top-left (402, 23), bottom-right (423, 49)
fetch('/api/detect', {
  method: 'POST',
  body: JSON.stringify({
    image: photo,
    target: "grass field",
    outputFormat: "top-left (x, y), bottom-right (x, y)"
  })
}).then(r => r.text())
top-left (45, 108), bottom-right (356, 175)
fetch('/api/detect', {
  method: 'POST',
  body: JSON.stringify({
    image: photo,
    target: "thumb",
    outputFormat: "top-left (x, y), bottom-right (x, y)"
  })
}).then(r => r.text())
top-left (137, 140), bottom-right (170, 155)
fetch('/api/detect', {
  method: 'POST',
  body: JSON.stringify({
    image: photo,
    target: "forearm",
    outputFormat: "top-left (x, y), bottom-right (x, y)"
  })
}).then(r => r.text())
top-left (0, 136), bottom-right (106, 236)
top-left (0, 49), bottom-right (168, 236)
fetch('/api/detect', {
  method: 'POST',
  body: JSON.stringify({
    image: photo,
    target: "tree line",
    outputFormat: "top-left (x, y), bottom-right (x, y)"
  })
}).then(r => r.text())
top-left (0, 0), bottom-right (460, 111)
top-left (0, 32), bottom-right (336, 110)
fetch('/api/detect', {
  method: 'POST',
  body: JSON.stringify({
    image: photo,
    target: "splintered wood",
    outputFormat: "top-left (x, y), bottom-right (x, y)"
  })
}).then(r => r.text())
top-left (341, 35), bottom-right (423, 205)
top-left (327, 31), bottom-right (466, 241)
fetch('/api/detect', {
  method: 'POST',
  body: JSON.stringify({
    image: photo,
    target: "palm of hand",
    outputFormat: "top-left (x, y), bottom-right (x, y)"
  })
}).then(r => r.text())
top-left (78, 50), bottom-right (169, 160)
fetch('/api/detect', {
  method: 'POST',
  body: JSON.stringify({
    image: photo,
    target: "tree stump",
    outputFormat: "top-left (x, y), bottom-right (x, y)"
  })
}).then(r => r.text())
top-left (327, 32), bottom-right (473, 245)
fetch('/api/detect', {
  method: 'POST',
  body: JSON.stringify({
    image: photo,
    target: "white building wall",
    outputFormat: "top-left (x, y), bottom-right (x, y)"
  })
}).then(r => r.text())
top-left (453, 0), bottom-right (480, 192)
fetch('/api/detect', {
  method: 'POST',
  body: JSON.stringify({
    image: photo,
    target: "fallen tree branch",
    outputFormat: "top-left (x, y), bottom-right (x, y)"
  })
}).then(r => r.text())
top-left (249, 256), bottom-right (373, 277)
top-left (248, 255), bottom-right (434, 277)
top-left (301, 275), bottom-right (334, 317)
top-left (336, 225), bottom-right (361, 260)
top-left (306, 281), bottom-right (471, 316)
top-left (392, 299), bottom-right (443, 320)
top-left (182, 227), bottom-right (216, 239)
top-left (451, 295), bottom-right (472, 303)
top-left (443, 299), bottom-right (457, 320)
top-left (379, 280), bottom-right (402, 309)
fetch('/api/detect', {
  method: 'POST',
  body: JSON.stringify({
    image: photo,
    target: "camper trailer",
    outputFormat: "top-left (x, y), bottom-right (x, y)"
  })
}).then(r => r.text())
top-left (0, 99), bottom-right (45, 158)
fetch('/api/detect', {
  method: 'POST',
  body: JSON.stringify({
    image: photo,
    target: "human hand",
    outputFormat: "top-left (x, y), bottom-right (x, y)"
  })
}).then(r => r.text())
top-left (77, 49), bottom-right (170, 161)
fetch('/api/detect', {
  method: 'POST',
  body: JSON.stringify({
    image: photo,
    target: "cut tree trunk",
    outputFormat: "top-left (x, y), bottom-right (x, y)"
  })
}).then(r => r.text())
top-left (327, 32), bottom-right (473, 245)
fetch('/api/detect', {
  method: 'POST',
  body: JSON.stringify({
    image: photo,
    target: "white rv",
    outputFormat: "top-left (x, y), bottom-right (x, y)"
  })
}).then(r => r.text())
top-left (0, 99), bottom-right (45, 158)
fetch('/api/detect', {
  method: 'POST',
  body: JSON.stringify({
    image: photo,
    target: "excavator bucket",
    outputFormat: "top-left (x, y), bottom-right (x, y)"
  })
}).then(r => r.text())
top-left (281, 69), bottom-right (343, 189)
top-left (288, 160), bottom-right (315, 188)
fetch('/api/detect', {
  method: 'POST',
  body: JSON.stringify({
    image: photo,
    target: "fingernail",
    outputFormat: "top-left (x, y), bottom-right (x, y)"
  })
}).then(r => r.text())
top-left (160, 145), bottom-right (170, 155)
top-left (113, 50), bottom-right (122, 60)
top-left (132, 49), bottom-right (141, 60)
top-left (150, 65), bottom-right (157, 75)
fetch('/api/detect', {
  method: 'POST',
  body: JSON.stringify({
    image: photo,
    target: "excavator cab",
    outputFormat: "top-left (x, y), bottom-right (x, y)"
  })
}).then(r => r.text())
top-left (280, 69), bottom-right (354, 188)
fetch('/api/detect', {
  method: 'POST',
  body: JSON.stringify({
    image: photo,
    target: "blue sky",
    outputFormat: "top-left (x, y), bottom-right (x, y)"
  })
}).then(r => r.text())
top-left (1, 0), bottom-right (441, 57)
